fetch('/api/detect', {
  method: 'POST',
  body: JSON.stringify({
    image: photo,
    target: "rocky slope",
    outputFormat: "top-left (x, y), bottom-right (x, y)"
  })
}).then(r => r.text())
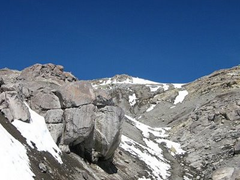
top-left (1, 63), bottom-right (240, 180)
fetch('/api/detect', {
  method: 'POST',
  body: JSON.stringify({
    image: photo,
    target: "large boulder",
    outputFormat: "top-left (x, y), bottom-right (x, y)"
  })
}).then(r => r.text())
top-left (47, 123), bottom-right (64, 144)
top-left (58, 81), bottom-right (95, 108)
top-left (0, 91), bottom-right (30, 122)
top-left (62, 104), bottom-right (97, 145)
top-left (45, 109), bottom-right (64, 123)
top-left (30, 89), bottom-right (61, 113)
top-left (93, 106), bottom-right (124, 160)
top-left (67, 106), bottom-right (124, 162)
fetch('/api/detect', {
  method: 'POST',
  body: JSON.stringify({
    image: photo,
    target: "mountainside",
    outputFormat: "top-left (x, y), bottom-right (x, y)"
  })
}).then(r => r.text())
top-left (1, 64), bottom-right (240, 180)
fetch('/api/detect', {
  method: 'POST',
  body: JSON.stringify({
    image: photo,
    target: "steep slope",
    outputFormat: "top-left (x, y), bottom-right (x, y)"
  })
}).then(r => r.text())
top-left (92, 67), bottom-right (240, 180)
top-left (1, 64), bottom-right (240, 180)
top-left (91, 75), bottom-right (189, 179)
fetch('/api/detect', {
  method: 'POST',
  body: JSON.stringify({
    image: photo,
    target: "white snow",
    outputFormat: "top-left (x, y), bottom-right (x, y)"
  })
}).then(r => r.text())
top-left (94, 77), bottom-right (160, 86)
top-left (146, 84), bottom-right (169, 92)
top-left (173, 83), bottom-right (185, 88)
top-left (131, 77), bottom-right (160, 84)
top-left (120, 135), bottom-right (170, 180)
top-left (129, 93), bottom-right (137, 106)
top-left (146, 104), bottom-right (156, 112)
top-left (138, 177), bottom-right (151, 180)
top-left (155, 139), bottom-right (185, 155)
top-left (162, 84), bottom-right (169, 91)
top-left (146, 85), bottom-right (160, 92)
top-left (12, 103), bottom-right (63, 164)
top-left (125, 115), bottom-right (168, 138)
top-left (183, 175), bottom-right (193, 180)
top-left (0, 124), bottom-right (35, 180)
top-left (173, 90), bottom-right (188, 105)
top-left (122, 115), bottom-right (185, 179)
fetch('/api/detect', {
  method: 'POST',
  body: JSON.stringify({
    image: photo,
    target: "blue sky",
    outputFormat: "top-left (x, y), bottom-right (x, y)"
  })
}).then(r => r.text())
top-left (0, 0), bottom-right (239, 83)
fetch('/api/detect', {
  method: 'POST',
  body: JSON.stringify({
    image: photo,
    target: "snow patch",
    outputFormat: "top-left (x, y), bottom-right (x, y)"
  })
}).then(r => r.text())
top-left (146, 85), bottom-right (161, 92)
top-left (146, 84), bottom-right (169, 92)
top-left (122, 115), bottom-right (185, 179)
top-left (146, 104), bottom-right (156, 112)
top-left (125, 115), bottom-right (168, 138)
top-left (174, 90), bottom-right (188, 104)
top-left (138, 177), bottom-right (151, 180)
top-left (162, 84), bottom-right (169, 91)
top-left (12, 103), bottom-right (63, 164)
top-left (173, 84), bottom-right (185, 88)
top-left (120, 135), bottom-right (170, 180)
top-left (131, 77), bottom-right (160, 84)
top-left (129, 93), bottom-right (137, 106)
top-left (94, 77), bottom-right (160, 86)
top-left (0, 124), bottom-right (35, 180)
top-left (156, 139), bottom-right (185, 155)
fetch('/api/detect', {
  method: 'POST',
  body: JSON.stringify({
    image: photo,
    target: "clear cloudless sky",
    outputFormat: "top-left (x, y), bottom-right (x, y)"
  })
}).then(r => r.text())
top-left (0, 0), bottom-right (240, 83)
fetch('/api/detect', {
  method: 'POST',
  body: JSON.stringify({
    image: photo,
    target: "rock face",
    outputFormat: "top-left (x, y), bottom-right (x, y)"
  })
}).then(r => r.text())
top-left (63, 105), bottom-right (96, 145)
top-left (0, 63), bottom-right (124, 173)
top-left (0, 91), bottom-right (30, 122)
top-left (91, 66), bottom-right (240, 179)
top-left (58, 81), bottom-right (96, 108)
top-left (1, 64), bottom-right (240, 180)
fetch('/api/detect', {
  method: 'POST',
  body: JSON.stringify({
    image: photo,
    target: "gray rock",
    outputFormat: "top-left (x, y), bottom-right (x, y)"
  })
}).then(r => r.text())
top-left (58, 81), bottom-right (95, 108)
top-left (46, 123), bottom-right (64, 144)
top-left (0, 68), bottom-right (20, 83)
top-left (94, 89), bottom-right (113, 107)
top-left (45, 109), bottom-right (63, 123)
top-left (212, 167), bottom-right (235, 180)
top-left (93, 106), bottom-right (124, 160)
top-left (30, 90), bottom-right (61, 112)
top-left (63, 104), bottom-right (97, 145)
top-left (234, 141), bottom-right (240, 154)
top-left (18, 63), bottom-right (76, 83)
top-left (226, 110), bottom-right (240, 121)
top-left (39, 162), bottom-right (47, 173)
top-left (235, 169), bottom-right (240, 180)
top-left (0, 91), bottom-right (30, 122)
top-left (59, 144), bottom-right (70, 153)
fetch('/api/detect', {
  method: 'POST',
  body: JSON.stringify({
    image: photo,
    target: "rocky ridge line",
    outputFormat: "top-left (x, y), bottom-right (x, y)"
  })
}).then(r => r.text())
top-left (0, 63), bottom-right (124, 179)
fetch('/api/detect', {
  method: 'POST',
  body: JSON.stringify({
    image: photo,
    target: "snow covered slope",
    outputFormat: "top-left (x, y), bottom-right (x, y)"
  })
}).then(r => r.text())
top-left (91, 74), bottom-right (189, 179)
top-left (12, 103), bottom-right (62, 164)
top-left (120, 115), bottom-right (185, 180)
top-left (0, 124), bottom-right (35, 180)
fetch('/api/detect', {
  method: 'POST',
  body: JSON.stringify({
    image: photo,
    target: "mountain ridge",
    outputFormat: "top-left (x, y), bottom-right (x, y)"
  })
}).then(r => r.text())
top-left (0, 63), bottom-right (240, 180)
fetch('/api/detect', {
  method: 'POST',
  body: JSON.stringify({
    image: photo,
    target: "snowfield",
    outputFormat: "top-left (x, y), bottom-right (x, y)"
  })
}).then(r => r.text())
top-left (0, 124), bottom-right (35, 180)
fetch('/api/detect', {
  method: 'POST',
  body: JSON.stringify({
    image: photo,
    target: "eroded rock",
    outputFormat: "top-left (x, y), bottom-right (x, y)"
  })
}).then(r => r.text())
top-left (0, 91), bottom-right (30, 122)
top-left (212, 167), bottom-right (235, 180)
top-left (93, 106), bottom-right (124, 160)
top-left (63, 104), bottom-right (97, 145)
top-left (58, 81), bottom-right (95, 108)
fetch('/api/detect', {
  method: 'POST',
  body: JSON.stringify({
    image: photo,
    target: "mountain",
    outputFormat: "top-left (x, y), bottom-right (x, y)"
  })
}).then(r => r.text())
top-left (0, 63), bottom-right (240, 180)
